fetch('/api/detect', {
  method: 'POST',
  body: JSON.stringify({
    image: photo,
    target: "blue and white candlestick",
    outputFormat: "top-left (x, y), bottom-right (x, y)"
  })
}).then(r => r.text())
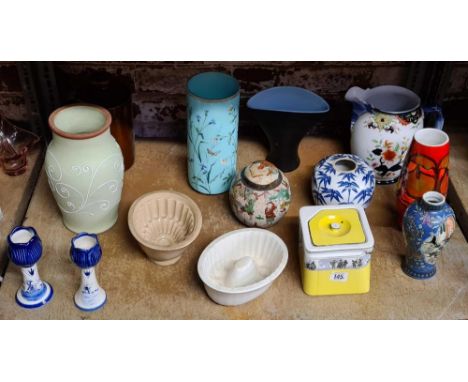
top-left (70, 233), bottom-right (107, 312)
top-left (7, 226), bottom-right (54, 309)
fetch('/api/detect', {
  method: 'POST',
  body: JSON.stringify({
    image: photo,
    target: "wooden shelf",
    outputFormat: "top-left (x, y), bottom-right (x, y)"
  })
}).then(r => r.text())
top-left (447, 130), bottom-right (468, 240)
top-left (0, 137), bottom-right (467, 319)
top-left (0, 146), bottom-right (44, 279)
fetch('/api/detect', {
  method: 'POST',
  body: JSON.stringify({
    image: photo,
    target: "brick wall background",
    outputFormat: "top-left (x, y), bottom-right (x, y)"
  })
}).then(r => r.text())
top-left (53, 61), bottom-right (410, 139)
top-left (1, 61), bottom-right (467, 139)
top-left (0, 63), bottom-right (29, 123)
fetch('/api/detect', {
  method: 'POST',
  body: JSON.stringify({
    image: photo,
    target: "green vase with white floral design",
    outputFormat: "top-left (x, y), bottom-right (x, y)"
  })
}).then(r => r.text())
top-left (345, 85), bottom-right (444, 184)
top-left (187, 72), bottom-right (240, 194)
top-left (45, 104), bottom-right (124, 234)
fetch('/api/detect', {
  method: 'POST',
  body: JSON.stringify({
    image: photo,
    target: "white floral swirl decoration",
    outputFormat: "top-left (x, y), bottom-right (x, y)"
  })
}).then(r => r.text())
top-left (46, 151), bottom-right (123, 217)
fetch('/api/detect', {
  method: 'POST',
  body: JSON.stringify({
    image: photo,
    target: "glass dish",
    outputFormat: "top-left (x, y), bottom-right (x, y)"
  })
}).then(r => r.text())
top-left (0, 117), bottom-right (40, 176)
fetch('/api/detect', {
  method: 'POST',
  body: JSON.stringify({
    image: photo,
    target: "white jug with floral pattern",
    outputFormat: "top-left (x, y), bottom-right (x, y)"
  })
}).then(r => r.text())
top-left (345, 85), bottom-right (443, 185)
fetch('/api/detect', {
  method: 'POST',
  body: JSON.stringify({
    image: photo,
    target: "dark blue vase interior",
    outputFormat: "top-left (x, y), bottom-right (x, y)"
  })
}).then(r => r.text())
top-left (248, 87), bottom-right (329, 172)
top-left (187, 72), bottom-right (239, 100)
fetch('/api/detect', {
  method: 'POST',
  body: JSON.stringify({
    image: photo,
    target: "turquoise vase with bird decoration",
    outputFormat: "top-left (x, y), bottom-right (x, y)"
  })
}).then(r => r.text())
top-left (187, 72), bottom-right (240, 194)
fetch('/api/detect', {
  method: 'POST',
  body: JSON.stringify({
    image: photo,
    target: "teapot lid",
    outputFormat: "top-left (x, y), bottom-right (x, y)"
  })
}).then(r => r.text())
top-left (242, 160), bottom-right (283, 190)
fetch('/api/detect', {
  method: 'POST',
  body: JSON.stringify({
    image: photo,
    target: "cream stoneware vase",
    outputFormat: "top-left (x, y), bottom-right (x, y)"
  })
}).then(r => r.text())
top-left (45, 104), bottom-right (124, 234)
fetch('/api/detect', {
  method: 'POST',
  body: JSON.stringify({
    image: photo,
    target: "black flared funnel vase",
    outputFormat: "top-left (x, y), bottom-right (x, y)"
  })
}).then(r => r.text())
top-left (247, 86), bottom-right (330, 172)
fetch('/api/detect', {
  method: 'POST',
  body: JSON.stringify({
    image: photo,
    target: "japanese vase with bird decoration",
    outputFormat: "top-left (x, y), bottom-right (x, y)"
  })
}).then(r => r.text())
top-left (402, 191), bottom-right (455, 279)
top-left (345, 85), bottom-right (444, 184)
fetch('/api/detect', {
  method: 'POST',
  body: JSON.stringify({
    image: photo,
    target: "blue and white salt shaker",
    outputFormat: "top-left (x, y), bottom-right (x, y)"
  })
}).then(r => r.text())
top-left (7, 226), bottom-right (54, 309)
top-left (70, 233), bottom-right (107, 312)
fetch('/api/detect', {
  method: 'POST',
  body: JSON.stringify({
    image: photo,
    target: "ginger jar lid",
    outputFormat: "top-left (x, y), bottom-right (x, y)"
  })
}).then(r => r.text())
top-left (242, 160), bottom-right (283, 190)
top-left (299, 205), bottom-right (374, 254)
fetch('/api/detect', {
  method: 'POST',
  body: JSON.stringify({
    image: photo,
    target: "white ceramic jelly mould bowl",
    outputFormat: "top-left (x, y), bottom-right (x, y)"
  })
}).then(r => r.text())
top-left (197, 228), bottom-right (288, 306)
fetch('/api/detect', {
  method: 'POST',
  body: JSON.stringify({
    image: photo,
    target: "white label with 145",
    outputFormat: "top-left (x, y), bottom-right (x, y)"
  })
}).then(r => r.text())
top-left (330, 272), bottom-right (348, 282)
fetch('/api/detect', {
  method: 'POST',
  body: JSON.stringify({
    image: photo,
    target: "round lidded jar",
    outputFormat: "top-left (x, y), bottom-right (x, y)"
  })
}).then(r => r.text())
top-left (229, 160), bottom-right (291, 228)
top-left (312, 153), bottom-right (376, 208)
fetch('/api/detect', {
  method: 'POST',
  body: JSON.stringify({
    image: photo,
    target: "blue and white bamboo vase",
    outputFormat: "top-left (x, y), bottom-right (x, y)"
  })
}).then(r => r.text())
top-left (70, 233), bottom-right (107, 311)
top-left (312, 153), bottom-right (376, 208)
top-left (187, 72), bottom-right (240, 194)
top-left (7, 226), bottom-right (54, 309)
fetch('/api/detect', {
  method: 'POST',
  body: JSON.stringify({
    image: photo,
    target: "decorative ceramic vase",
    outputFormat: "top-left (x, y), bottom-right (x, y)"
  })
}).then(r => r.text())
top-left (312, 153), bottom-right (375, 208)
top-left (397, 128), bottom-right (450, 225)
top-left (7, 226), bottom-right (53, 309)
top-left (229, 160), bottom-right (291, 228)
top-left (45, 104), bottom-right (124, 234)
top-left (345, 85), bottom-right (444, 184)
top-left (187, 72), bottom-right (240, 194)
top-left (247, 86), bottom-right (330, 172)
top-left (402, 191), bottom-right (455, 279)
top-left (70, 233), bottom-right (107, 311)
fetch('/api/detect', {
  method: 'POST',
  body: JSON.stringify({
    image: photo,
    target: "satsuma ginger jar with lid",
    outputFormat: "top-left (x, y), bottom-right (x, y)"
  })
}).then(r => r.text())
top-left (229, 160), bottom-right (291, 228)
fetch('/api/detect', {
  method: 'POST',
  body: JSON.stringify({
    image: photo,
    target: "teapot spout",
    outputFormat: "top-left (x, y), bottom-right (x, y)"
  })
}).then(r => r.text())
top-left (345, 86), bottom-right (369, 105)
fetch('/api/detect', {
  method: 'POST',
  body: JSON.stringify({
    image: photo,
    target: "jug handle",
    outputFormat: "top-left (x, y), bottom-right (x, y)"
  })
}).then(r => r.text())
top-left (345, 86), bottom-right (368, 104)
top-left (345, 86), bottom-right (371, 131)
top-left (422, 105), bottom-right (444, 130)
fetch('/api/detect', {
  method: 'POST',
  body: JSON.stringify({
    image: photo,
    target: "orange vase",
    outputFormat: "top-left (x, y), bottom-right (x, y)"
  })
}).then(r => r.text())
top-left (396, 128), bottom-right (450, 225)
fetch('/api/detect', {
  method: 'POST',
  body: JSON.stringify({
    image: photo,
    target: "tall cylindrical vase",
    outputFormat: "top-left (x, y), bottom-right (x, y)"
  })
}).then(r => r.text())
top-left (397, 128), bottom-right (450, 225)
top-left (45, 104), bottom-right (124, 234)
top-left (187, 72), bottom-right (240, 194)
